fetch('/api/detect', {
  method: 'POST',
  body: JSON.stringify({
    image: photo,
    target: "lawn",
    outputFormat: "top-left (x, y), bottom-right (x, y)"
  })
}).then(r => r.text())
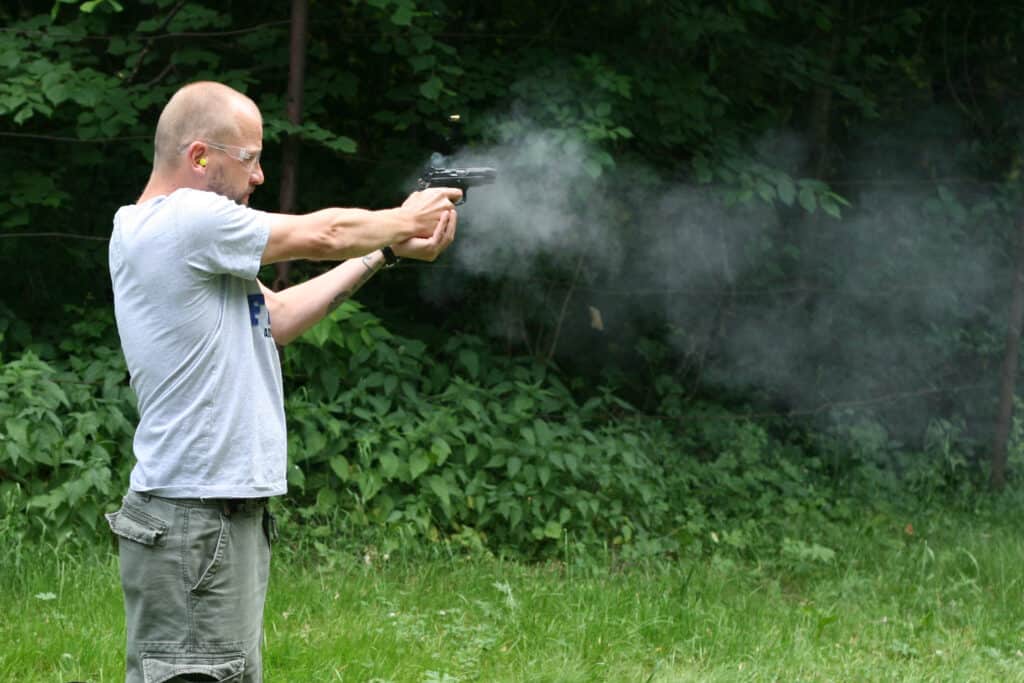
top-left (3, 509), bottom-right (1023, 682)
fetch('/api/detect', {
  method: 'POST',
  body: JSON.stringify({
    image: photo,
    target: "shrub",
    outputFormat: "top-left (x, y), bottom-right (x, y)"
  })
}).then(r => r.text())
top-left (282, 302), bottom-right (684, 558)
top-left (0, 308), bottom-right (135, 544)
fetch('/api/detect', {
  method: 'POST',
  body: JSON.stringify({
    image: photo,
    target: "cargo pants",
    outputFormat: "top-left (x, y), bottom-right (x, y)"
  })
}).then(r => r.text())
top-left (106, 491), bottom-right (276, 683)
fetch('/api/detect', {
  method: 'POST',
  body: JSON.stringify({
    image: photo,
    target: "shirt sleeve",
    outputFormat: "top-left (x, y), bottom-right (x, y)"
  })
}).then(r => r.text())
top-left (175, 189), bottom-right (270, 279)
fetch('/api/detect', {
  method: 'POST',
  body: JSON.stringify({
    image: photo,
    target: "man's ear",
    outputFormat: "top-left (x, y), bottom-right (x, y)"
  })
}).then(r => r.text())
top-left (186, 141), bottom-right (208, 171)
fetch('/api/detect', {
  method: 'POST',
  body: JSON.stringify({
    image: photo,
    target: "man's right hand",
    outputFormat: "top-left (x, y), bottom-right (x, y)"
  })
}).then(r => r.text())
top-left (400, 187), bottom-right (463, 237)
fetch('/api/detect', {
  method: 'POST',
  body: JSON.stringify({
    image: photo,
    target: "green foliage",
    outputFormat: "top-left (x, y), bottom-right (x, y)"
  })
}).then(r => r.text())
top-left (276, 303), bottom-right (982, 565)
top-left (0, 307), bottom-right (134, 544)
top-left (282, 301), bottom-right (681, 558)
top-left (0, 298), bottom-right (1010, 568)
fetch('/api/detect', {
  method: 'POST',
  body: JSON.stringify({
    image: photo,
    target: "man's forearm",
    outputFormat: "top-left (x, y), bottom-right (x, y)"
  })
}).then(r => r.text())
top-left (261, 187), bottom-right (461, 265)
top-left (260, 250), bottom-right (387, 345)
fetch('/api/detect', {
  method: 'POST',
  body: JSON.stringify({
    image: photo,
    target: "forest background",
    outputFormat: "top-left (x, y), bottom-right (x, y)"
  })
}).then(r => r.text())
top-left (1, 0), bottom-right (1024, 563)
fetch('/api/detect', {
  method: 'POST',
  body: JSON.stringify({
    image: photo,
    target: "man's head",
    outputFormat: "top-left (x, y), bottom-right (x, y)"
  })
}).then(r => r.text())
top-left (152, 81), bottom-right (265, 205)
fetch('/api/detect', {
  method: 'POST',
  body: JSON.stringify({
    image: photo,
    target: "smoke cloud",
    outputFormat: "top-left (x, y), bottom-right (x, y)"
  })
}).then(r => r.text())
top-left (417, 111), bottom-right (1011, 439)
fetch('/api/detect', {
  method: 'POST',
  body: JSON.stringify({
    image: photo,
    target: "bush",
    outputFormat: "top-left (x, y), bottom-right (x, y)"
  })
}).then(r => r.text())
top-left (282, 302), bottom-right (685, 559)
top-left (0, 300), bottom-right (1000, 566)
top-left (0, 307), bottom-right (135, 545)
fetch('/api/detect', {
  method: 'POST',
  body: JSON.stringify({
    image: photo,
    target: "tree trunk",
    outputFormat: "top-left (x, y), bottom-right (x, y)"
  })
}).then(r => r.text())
top-left (273, 0), bottom-right (309, 291)
top-left (990, 212), bottom-right (1024, 491)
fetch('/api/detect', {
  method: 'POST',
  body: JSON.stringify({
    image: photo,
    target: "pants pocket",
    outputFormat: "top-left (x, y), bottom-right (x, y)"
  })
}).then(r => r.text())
top-left (106, 503), bottom-right (169, 546)
top-left (142, 651), bottom-right (245, 682)
top-left (188, 509), bottom-right (229, 594)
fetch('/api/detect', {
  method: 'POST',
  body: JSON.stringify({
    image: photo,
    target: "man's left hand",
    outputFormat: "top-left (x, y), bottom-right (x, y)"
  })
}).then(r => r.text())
top-left (391, 209), bottom-right (457, 262)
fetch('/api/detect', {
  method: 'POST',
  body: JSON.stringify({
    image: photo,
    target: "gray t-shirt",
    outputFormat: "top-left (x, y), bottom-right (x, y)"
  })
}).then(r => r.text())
top-left (109, 188), bottom-right (287, 498)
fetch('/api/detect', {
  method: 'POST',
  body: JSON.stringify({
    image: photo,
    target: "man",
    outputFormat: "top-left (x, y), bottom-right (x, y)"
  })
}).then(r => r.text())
top-left (105, 81), bottom-right (462, 682)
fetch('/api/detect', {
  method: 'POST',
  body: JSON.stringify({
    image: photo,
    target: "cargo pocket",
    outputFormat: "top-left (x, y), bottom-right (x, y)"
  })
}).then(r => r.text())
top-left (106, 504), bottom-right (168, 546)
top-left (141, 651), bottom-right (244, 683)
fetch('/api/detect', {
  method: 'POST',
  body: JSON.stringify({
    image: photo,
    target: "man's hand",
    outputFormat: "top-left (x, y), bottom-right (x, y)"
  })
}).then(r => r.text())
top-left (392, 208), bottom-right (457, 262)
top-left (400, 187), bottom-right (463, 238)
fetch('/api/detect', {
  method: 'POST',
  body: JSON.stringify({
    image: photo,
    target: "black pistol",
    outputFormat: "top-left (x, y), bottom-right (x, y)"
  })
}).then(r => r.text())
top-left (417, 165), bottom-right (497, 205)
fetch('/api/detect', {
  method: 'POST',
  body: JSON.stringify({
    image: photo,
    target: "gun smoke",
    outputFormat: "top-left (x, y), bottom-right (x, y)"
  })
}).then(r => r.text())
top-left (417, 114), bottom-right (1011, 443)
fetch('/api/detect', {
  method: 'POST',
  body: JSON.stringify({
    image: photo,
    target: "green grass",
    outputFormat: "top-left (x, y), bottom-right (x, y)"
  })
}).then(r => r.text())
top-left (4, 510), bottom-right (1024, 682)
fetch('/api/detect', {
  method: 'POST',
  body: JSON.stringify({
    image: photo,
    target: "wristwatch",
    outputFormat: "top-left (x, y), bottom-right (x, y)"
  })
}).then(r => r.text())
top-left (381, 246), bottom-right (399, 267)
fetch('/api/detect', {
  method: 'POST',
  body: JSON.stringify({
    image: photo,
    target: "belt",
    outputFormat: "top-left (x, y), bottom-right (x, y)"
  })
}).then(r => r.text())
top-left (148, 494), bottom-right (269, 517)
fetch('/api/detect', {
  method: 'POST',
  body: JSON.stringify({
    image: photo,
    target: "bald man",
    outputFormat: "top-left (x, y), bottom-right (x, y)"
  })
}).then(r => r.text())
top-left (105, 81), bottom-right (462, 682)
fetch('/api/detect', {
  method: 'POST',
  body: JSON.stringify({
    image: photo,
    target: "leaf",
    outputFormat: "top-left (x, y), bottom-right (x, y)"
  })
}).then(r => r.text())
top-left (324, 136), bottom-right (358, 154)
top-left (458, 349), bottom-right (479, 378)
top-left (0, 51), bottom-right (20, 69)
top-left (798, 186), bottom-right (817, 213)
top-left (431, 437), bottom-right (451, 465)
top-left (5, 418), bottom-right (29, 447)
top-left (13, 105), bottom-right (34, 125)
top-left (509, 504), bottom-right (522, 528)
top-left (305, 322), bottom-right (330, 348)
top-left (583, 158), bottom-right (603, 179)
top-left (316, 487), bottom-right (338, 511)
top-left (379, 453), bottom-right (400, 478)
top-left (329, 455), bottom-right (350, 481)
top-left (756, 179), bottom-right (775, 203)
top-left (776, 176), bottom-right (796, 206)
top-left (427, 475), bottom-right (451, 507)
top-left (357, 471), bottom-right (382, 501)
top-left (320, 366), bottom-right (341, 399)
top-left (391, 3), bottom-right (414, 26)
top-left (534, 420), bottom-right (552, 445)
top-left (409, 452), bottom-right (430, 480)
top-left (288, 464), bottom-right (306, 489)
top-left (419, 75), bottom-right (443, 101)
top-left (821, 197), bottom-right (842, 219)
top-left (507, 457), bottom-right (522, 478)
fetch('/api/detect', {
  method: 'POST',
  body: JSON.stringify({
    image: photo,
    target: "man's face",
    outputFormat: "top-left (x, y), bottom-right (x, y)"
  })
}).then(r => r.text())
top-left (205, 107), bottom-right (265, 205)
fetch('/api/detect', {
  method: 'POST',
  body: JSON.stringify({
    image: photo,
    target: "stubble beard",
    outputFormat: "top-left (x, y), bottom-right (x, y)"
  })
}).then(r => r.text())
top-left (207, 168), bottom-right (249, 205)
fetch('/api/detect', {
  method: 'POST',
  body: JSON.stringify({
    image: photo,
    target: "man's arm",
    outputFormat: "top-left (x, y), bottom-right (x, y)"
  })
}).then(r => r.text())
top-left (260, 208), bottom-right (457, 346)
top-left (259, 252), bottom-right (383, 346)
top-left (261, 187), bottom-right (461, 265)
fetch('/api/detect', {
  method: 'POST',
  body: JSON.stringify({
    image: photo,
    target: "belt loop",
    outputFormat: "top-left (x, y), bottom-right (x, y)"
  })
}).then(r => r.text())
top-left (221, 500), bottom-right (232, 517)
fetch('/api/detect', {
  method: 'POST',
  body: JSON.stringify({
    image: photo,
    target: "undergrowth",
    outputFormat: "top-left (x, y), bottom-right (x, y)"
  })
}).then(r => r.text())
top-left (0, 303), bottom-right (1016, 568)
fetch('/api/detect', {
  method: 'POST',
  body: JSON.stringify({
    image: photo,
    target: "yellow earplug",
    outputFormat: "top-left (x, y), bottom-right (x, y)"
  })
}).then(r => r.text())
top-left (198, 158), bottom-right (207, 167)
